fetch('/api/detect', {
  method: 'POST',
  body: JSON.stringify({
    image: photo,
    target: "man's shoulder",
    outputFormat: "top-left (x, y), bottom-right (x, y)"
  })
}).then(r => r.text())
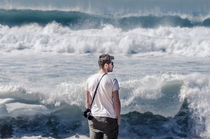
top-left (104, 74), bottom-right (118, 83)
top-left (87, 73), bottom-right (118, 82)
top-left (87, 73), bottom-right (100, 81)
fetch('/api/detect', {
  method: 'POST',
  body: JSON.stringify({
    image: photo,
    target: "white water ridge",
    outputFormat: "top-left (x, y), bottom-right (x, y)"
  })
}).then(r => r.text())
top-left (0, 23), bottom-right (210, 57)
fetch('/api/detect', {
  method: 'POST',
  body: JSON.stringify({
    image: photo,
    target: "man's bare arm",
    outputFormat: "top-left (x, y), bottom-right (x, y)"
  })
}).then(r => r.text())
top-left (85, 91), bottom-right (92, 109)
top-left (113, 90), bottom-right (121, 125)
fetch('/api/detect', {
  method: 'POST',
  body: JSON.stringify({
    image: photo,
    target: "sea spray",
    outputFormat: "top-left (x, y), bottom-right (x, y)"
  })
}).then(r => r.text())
top-left (0, 23), bottom-right (210, 57)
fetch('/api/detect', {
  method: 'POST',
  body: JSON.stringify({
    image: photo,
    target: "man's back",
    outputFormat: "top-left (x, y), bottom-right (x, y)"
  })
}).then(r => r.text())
top-left (86, 73), bottom-right (119, 119)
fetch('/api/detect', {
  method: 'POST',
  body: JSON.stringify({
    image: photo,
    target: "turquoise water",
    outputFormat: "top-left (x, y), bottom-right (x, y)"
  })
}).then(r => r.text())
top-left (1, 9), bottom-right (210, 28)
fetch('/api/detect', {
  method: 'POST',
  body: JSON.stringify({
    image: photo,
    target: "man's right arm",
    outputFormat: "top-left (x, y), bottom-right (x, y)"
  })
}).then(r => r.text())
top-left (85, 91), bottom-right (92, 109)
top-left (113, 90), bottom-right (121, 125)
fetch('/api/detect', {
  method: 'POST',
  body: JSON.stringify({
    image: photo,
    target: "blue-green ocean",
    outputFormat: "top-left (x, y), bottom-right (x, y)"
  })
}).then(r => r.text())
top-left (0, 0), bottom-right (210, 138)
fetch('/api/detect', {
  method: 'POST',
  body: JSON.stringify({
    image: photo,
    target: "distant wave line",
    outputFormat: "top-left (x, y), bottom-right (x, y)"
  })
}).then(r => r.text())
top-left (1, 9), bottom-right (210, 28)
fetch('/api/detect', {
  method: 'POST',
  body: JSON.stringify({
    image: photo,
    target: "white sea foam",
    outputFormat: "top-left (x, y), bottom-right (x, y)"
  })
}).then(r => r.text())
top-left (42, 82), bottom-right (86, 107)
top-left (179, 73), bottom-right (210, 137)
top-left (0, 23), bottom-right (210, 57)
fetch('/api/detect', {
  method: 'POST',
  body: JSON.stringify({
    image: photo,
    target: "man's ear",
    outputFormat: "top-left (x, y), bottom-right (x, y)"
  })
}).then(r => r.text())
top-left (104, 63), bottom-right (108, 68)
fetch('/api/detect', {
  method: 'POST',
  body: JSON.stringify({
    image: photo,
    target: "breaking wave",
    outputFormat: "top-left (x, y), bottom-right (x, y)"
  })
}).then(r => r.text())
top-left (0, 73), bottom-right (209, 138)
top-left (0, 23), bottom-right (210, 57)
top-left (1, 9), bottom-right (210, 28)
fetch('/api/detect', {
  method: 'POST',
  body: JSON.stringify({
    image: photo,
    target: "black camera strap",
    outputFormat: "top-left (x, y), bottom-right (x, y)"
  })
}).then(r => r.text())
top-left (90, 73), bottom-right (107, 109)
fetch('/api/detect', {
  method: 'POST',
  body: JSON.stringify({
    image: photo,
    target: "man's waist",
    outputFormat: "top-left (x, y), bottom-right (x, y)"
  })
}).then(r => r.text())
top-left (92, 113), bottom-right (117, 119)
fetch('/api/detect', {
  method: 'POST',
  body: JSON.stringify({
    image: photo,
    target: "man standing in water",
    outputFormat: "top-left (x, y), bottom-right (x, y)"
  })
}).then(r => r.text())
top-left (85, 54), bottom-right (121, 139)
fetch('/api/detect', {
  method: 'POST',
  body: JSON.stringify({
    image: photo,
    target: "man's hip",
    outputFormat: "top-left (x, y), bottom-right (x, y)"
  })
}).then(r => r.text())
top-left (88, 116), bottom-right (118, 139)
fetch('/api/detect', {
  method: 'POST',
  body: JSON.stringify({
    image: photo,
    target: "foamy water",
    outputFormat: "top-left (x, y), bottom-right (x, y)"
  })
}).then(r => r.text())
top-left (0, 52), bottom-right (210, 138)
top-left (0, 2), bottom-right (210, 138)
top-left (1, 23), bottom-right (210, 57)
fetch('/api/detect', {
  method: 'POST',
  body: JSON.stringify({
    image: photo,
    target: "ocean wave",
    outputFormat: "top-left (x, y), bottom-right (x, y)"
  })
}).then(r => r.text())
top-left (120, 100), bottom-right (194, 139)
top-left (1, 9), bottom-right (210, 28)
top-left (120, 74), bottom-right (183, 117)
top-left (0, 23), bottom-right (210, 57)
top-left (0, 73), bottom-right (210, 138)
top-left (1, 0), bottom-right (210, 17)
top-left (1, 73), bottom-right (209, 119)
top-left (0, 102), bottom-right (194, 138)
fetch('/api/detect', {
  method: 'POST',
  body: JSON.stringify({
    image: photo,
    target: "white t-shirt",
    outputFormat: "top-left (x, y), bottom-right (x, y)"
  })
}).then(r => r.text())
top-left (85, 73), bottom-right (120, 119)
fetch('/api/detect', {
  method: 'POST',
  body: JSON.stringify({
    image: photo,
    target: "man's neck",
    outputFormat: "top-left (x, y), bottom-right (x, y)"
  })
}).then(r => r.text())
top-left (98, 69), bottom-right (108, 74)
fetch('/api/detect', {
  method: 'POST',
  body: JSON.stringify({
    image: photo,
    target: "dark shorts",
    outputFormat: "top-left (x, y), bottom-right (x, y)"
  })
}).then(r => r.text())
top-left (88, 116), bottom-right (118, 139)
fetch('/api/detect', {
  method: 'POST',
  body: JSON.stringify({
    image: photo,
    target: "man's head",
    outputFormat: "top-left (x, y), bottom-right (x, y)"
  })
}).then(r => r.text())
top-left (98, 54), bottom-right (114, 72)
